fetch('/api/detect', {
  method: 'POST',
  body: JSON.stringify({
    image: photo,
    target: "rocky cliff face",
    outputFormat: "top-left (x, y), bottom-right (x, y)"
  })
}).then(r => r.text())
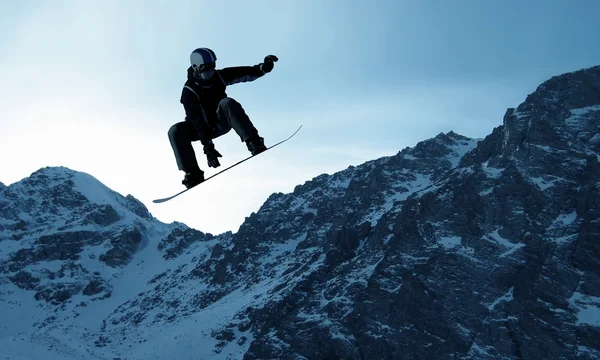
top-left (1, 66), bottom-right (599, 360)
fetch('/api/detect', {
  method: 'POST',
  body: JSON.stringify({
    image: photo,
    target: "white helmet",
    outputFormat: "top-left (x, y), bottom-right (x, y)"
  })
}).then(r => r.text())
top-left (190, 48), bottom-right (217, 68)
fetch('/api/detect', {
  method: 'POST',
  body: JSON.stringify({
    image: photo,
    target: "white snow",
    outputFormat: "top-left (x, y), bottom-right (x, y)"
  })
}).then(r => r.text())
top-left (382, 234), bottom-right (393, 245)
top-left (71, 172), bottom-right (120, 206)
top-left (456, 245), bottom-right (479, 263)
top-left (25, 259), bottom-right (65, 274)
top-left (71, 171), bottom-right (140, 224)
top-left (482, 229), bottom-right (525, 258)
top-left (549, 210), bottom-right (578, 229)
top-left (362, 172), bottom-right (432, 226)
top-left (570, 291), bottom-right (600, 327)
top-left (288, 191), bottom-right (320, 215)
top-left (565, 105), bottom-right (600, 130)
top-left (260, 232), bottom-right (307, 266)
top-left (0, 197), bottom-right (243, 360)
top-left (546, 211), bottom-right (579, 244)
top-left (579, 345), bottom-right (600, 358)
top-left (328, 176), bottom-right (351, 189)
top-left (481, 161), bottom-right (503, 179)
top-left (485, 229), bottom-right (515, 247)
top-left (487, 286), bottom-right (514, 310)
top-left (0, 282), bottom-right (50, 338)
top-left (536, 298), bottom-right (567, 314)
top-left (552, 234), bottom-right (578, 245)
top-left (438, 236), bottom-right (461, 249)
top-left (0, 239), bottom-right (21, 262)
top-left (0, 228), bottom-right (310, 360)
top-left (479, 187), bottom-right (493, 196)
top-left (531, 144), bottom-right (555, 153)
top-left (446, 139), bottom-right (480, 168)
top-left (528, 175), bottom-right (568, 191)
top-left (498, 243), bottom-right (525, 258)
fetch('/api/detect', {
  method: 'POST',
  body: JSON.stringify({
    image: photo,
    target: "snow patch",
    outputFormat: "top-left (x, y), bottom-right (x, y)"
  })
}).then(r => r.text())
top-left (456, 245), bottom-right (479, 263)
top-left (570, 291), bottom-right (600, 326)
top-left (549, 210), bottom-right (578, 229)
top-left (71, 172), bottom-right (122, 207)
top-left (565, 105), bottom-right (600, 130)
top-left (579, 345), bottom-right (600, 358)
top-left (382, 234), bottom-right (393, 245)
top-left (328, 176), bottom-right (351, 189)
top-left (479, 187), bottom-right (493, 196)
top-left (487, 287), bottom-right (514, 310)
top-left (529, 175), bottom-right (567, 191)
top-left (0, 239), bottom-right (21, 262)
top-left (446, 139), bottom-right (479, 168)
top-left (499, 243), bottom-right (525, 258)
top-left (362, 173), bottom-right (431, 226)
top-left (482, 162), bottom-right (503, 179)
top-left (260, 233), bottom-right (307, 266)
top-left (531, 144), bottom-right (555, 152)
top-left (484, 229), bottom-right (524, 258)
top-left (537, 298), bottom-right (567, 314)
top-left (438, 236), bottom-right (461, 250)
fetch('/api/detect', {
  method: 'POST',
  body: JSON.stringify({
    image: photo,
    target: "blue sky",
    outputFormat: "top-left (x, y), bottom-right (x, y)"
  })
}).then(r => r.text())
top-left (1, 0), bottom-right (599, 234)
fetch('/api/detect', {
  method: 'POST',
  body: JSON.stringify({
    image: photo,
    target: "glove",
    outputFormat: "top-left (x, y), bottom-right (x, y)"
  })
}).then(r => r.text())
top-left (260, 55), bottom-right (278, 73)
top-left (203, 143), bottom-right (222, 168)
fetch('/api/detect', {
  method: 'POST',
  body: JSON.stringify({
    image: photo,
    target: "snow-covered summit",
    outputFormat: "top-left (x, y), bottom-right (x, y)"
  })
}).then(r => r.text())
top-left (3, 166), bottom-right (152, 225)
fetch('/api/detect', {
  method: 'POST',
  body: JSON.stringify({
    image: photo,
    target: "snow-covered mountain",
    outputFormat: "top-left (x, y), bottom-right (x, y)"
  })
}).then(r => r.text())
top-left (1, 65), bottom-right (599, 360)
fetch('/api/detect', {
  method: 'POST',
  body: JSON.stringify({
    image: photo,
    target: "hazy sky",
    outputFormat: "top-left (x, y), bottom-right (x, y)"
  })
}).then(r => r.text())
top-left (2, 0), bottom-right (599, 234)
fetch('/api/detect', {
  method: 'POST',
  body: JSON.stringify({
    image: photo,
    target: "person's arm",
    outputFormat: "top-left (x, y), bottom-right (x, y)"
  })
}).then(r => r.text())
top-left (218, 55), bottom-right (279, 85)
top-left (219, 65), bottom-right (265, 86)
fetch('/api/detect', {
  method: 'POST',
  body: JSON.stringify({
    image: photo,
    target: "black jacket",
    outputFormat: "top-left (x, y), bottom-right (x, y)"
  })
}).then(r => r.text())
top-left (180, 64), bottom-right (265, 145)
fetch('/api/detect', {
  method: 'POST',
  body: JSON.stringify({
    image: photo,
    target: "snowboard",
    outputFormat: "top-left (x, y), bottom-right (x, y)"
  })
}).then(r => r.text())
top-left (153, 125), bottom-right (302, 204)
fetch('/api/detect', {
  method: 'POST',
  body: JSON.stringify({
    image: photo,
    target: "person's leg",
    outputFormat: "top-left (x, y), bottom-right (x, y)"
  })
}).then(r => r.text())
top-left (216, 97), bottom-right (258, 141)
top-left (168, 122), bottom-right (201, 172)
top-left (216, 97), bottom-right (266, 155)
top-left (168, 122), bottom-right (205, 188)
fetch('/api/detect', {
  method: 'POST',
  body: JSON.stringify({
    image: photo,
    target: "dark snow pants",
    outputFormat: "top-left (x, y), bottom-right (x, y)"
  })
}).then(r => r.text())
top-left (168, 97), bottom-right (259, 173)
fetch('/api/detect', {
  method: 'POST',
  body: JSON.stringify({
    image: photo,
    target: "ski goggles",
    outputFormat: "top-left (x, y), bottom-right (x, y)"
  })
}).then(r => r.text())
top-left (194, 63), bottom-right (216, 72)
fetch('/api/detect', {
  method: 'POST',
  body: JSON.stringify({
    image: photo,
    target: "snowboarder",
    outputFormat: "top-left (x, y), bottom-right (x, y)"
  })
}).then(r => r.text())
top-left (168, 48), bottom-right (278, 188)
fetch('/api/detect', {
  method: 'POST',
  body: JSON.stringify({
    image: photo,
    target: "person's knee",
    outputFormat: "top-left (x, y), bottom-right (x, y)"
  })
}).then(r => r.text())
top-left (168, 124), bottom-right (178, 139)
top-left (219, 97), bottom-right (240, 110)
top-left (168, 123), bottom-right (185, 140)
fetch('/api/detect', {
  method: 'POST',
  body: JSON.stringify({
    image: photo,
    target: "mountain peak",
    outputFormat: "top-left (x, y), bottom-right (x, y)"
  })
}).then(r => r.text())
top-left (490, 65), bottom-right (600, 157)
top-left (534, 65), bottom-right (600, 102)
top-left (511, 65), bottom-right (600, 124)
top-left (24, 166), bottom-right (118, 205)
top-left (1, 166), bottom-right (153, 241)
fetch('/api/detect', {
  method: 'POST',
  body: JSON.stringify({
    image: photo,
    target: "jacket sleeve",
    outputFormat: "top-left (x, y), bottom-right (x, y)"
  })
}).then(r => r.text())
top-left (219, 65), bottom-right (265, 86)
top-left (180, 88), bottom-right (212, 145)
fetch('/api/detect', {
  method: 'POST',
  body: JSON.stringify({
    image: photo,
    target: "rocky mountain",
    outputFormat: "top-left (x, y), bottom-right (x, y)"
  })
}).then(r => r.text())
top-left (1, 65), bottom-right (599, 360)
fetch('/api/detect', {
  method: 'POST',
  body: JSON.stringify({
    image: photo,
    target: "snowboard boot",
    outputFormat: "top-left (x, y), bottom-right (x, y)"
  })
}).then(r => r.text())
top-left (246, 135), bottom-right (267, 156)
top-left (182, 169), bottom-right (204, 189)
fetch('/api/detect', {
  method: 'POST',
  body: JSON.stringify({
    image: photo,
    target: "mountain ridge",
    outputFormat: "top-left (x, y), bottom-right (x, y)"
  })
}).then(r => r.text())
top-left (1, 65), bottom-right (599, 359)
